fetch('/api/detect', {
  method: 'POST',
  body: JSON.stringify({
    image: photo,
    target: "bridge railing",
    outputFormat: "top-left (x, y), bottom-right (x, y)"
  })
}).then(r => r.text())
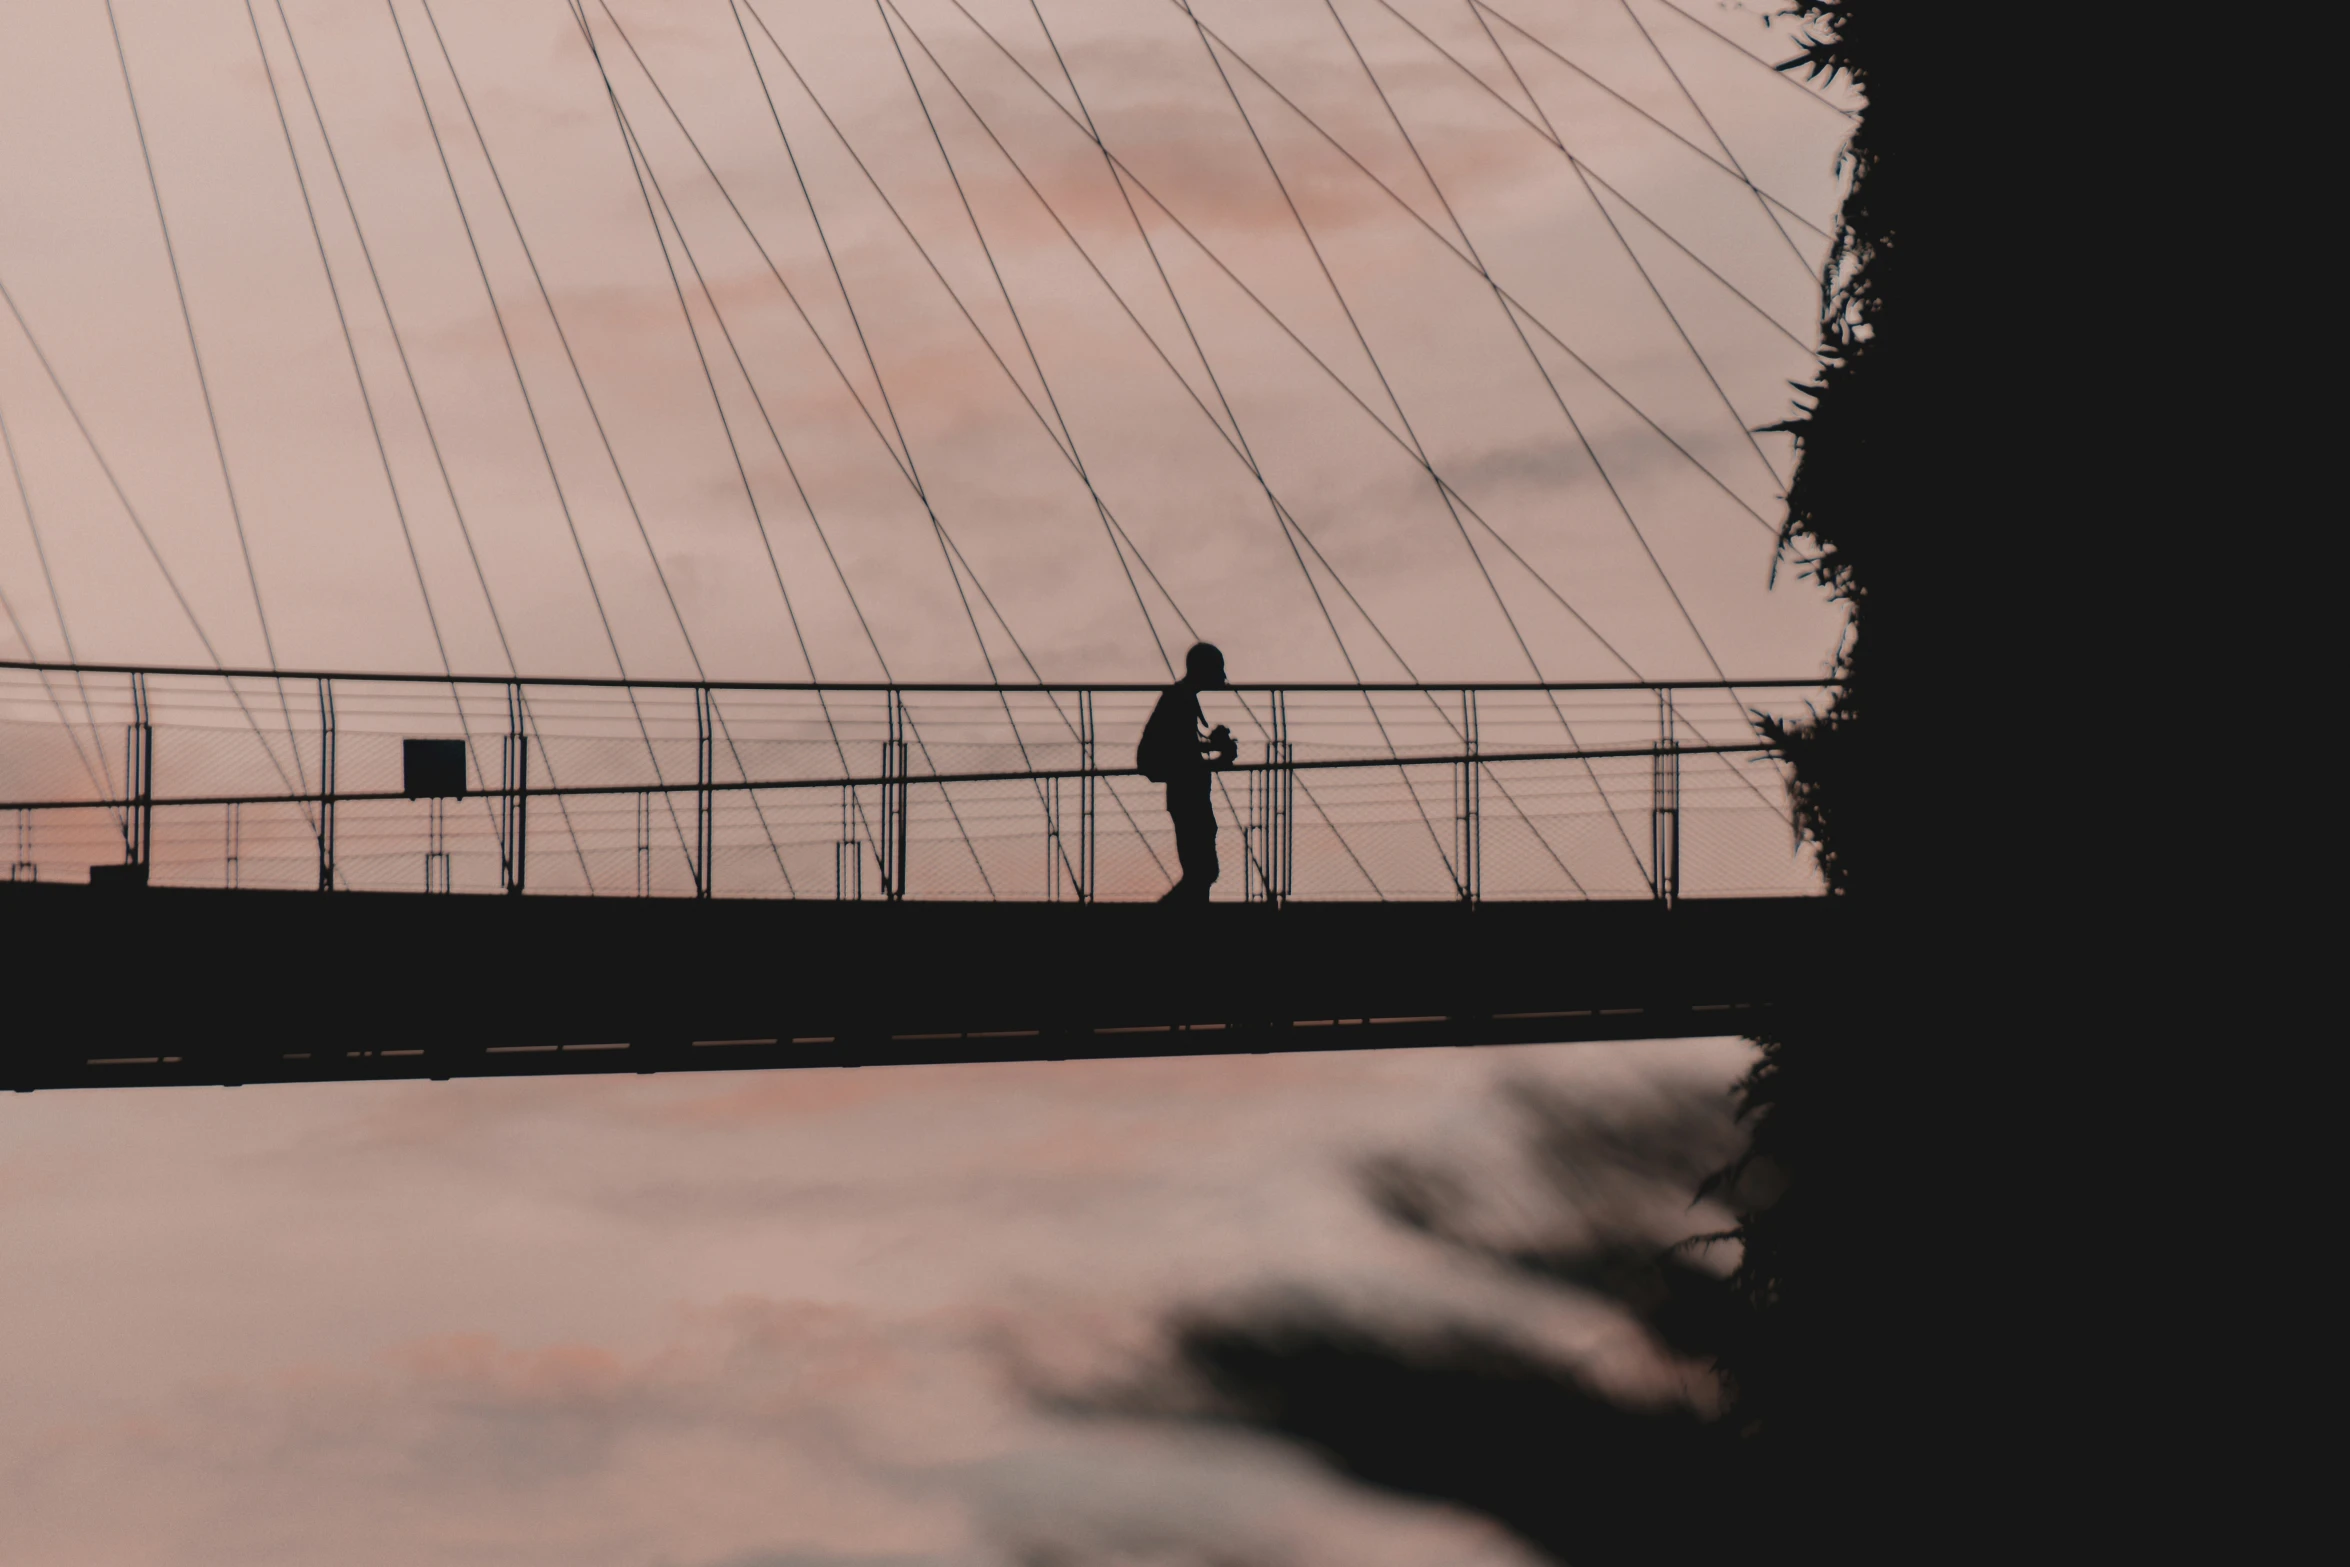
top-left (0, 662), bottom-right (1831, 903)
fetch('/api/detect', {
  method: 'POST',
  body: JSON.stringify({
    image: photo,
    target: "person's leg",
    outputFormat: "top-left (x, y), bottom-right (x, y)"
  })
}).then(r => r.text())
top-left (1164, 788), bottom-right (1217, 903)
top-left (1180, 809), bottom-right (1218, 901)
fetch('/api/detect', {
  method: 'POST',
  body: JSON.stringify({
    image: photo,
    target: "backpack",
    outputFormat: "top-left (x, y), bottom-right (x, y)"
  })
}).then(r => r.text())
top-left (1136, 692), bottom-right (1192, 783)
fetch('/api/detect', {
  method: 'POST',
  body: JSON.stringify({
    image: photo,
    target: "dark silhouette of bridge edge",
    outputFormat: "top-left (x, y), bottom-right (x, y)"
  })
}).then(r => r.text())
top-left (0, 881), bottom-right (1828, 1091)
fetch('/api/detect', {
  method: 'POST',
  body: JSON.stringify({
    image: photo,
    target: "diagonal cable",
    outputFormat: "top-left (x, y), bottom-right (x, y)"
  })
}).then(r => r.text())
top-left (1644, 0), bottom-right (1856, 117)
top-left (0, 393), bottom-right (117, 821)
top-left (1459, 0), bottom-right (1792, 821)
top-left (1020, 0), bottom-right (1461, 887)
top-left (566, 0), bottom-right (850, 891)
top-left (1470, 0), bottom-right (1828, 240)
top-left (401, 0), bottom-right (697, 876)
top-left (1607, 0), bottom-right (1813, 272)
top-left (940, 0), bottom-right (1777, 554)
top-left (1173, 0), bottom-right (1590, 882)
top-left (955, 0), bottom-right (1608, 888)
top-left (1366, 0), bottom-right (1808, 347)
top-left (1319, 0), bottom-right (1713, 871)
top-left (871, 0), bottom-right (1174, 677)
top-left (0, 274), bottom-right (312, 818)
top-left (104, 0), bottom-right (311, 806)
top-left (272, 0), bottom-right (596, 890)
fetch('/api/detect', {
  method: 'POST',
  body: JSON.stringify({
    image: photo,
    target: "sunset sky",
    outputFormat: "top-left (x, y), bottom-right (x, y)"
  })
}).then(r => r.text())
top-left (0, 0), bottom-right (1852, 686)
top-left (3, 1039), bottom-right (1754, 1565)
top-left (1, 1), bottom-right (1850, 1559)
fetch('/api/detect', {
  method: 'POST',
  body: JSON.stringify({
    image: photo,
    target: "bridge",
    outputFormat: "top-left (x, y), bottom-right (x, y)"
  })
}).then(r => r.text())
top-left (3, 659), bottom-right (1826, 1088)
top-left (0, 2), bottom-right (1853, 1089)
top-left (3, 883), bottom-right (1827, 1090)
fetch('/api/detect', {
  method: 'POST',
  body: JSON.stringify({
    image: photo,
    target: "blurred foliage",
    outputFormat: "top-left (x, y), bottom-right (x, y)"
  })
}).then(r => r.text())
top-left (1723, 0), bottom-right (1900, 1440)
top-left (1127, 2), bottom-right (1995, 1557)
top-left (1148, 1080), bottom-right (1758, 1566)
top-left (1719, 1), bottom-right (2014, 1545)
top-left (1101, 1), bottom-right (2052, 1556)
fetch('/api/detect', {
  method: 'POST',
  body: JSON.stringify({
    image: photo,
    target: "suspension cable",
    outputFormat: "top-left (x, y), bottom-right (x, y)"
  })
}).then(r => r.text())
top-left (870, 0), bottom-right (1173, 677)
top-left (873, 0), bottom-right (1204, 890)
top-left (1152, 0), bottom-right (1785, 534)
top-left (566, 0), bottom-right (850, 893)
top-left (1008, 0), bottom-right (1427, 885)
top-left (245, 0), bottom-right (452, 677)
top-left (937, 0), bottom-right (1773, 578)
top-left (711, 0), bottom-right (1281, 890)
top-left (727, 8), bottom-right (1037, 897)
top-left (1368, 0), bottom-right (1807, 347)
top-left (1471, 0), bottom-right (1826, 240)
top-left (1173, 0), bottom-right (1589, 875)
top-left (1418, 0), bottom-right (1798, 494)
top-left (243, 0), bottom-right (515, 890)
top-left (103, 0), bottom-right (308, 802)
top-left (1302, 0), bottom-right (1687, 870)
top-left (739, 0), bottom-right (1133, 894)
top-left (0, 274), bottom-right (314, 820)
top-left (272, 0), bottom-right (596, 890)
top-left (612, 1), bottom-right (1164, 891)
top-left (0, 391), bottom-right (117, 822)
top-left (395, 0), bottom-right (694, 879)
top-left (565, 6), bottom-right (900, 835)
top-left (1607, 0), bottom-right (1814, 273)
top-left (921, 0), bottom-right (1606, 884)
top-left (1457, 0), bottom-right (1794, 822)
top-left (1319, 1), bottom-right (1738, 685)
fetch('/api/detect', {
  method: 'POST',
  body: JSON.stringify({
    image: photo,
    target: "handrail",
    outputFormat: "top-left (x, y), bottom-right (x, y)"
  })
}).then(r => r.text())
top-left (0, 658), bottom-right (1833, 695)
top-left (0, 741), bottom-right (1768, 813)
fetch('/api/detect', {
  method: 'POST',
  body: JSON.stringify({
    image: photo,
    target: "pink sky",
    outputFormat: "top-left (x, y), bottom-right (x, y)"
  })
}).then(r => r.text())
top-left (2, 1), bottom-right (1847, 1558)
top-left (1, 1037), bottom-right (1752, 1565)
top-left (0, 0), bottom-right (1853, 686)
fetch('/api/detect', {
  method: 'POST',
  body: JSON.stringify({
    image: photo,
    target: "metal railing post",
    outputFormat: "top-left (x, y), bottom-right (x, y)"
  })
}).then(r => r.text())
top-left (501, 682), bottom-right (528, 895)
top-left (11, 808), bottom-right (35, 882)
top-left (1245, 743), bottom-right (1265, 906)
top-left (635, 791), bottom-right (653, 897)
top-left (1274, 691), bottom-right (1292, 907)
top-left (424, 796), bottom-right (450, 893)
top-left (693, 686), bottom-right (715, 899)
top-left (1652, 688), bottom-right (1680, 905)
top-left (881, 692), bottom-right (908, 901)
top-left (1078, 689), bottom-right (1096, 903)
top-left (1248, 691), bottom-right (1292, 907)
top-left (1454, 689), bottom-right (1480, 904)
top-left (836, 781), bottom-right (862, 901)
top-left (316, 677), bottom-right (336, 891)
top-left (125, 670), bottom-right (153, 872)
top-left (1044, 772), bottom-right (1063, 903)
top-left (224, 802), bottom-right (239, 889)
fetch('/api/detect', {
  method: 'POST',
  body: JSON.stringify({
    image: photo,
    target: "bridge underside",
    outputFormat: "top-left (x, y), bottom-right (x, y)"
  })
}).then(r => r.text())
top-left (2, 884), bottom-right (1829, 1091)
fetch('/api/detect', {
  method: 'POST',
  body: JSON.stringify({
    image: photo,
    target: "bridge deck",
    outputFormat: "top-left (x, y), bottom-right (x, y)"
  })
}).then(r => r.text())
top-left (1, 883), bottom-right (1830, 1091)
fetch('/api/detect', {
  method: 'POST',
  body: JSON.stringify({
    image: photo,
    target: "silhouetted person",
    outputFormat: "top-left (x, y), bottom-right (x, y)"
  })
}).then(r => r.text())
top-left (1137, 643), bottom-right (1238, 903)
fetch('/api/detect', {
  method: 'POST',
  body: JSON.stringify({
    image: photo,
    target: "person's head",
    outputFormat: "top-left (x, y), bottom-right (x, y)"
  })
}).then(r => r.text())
top-left (1182, 642), bottom-right (1228, 690)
